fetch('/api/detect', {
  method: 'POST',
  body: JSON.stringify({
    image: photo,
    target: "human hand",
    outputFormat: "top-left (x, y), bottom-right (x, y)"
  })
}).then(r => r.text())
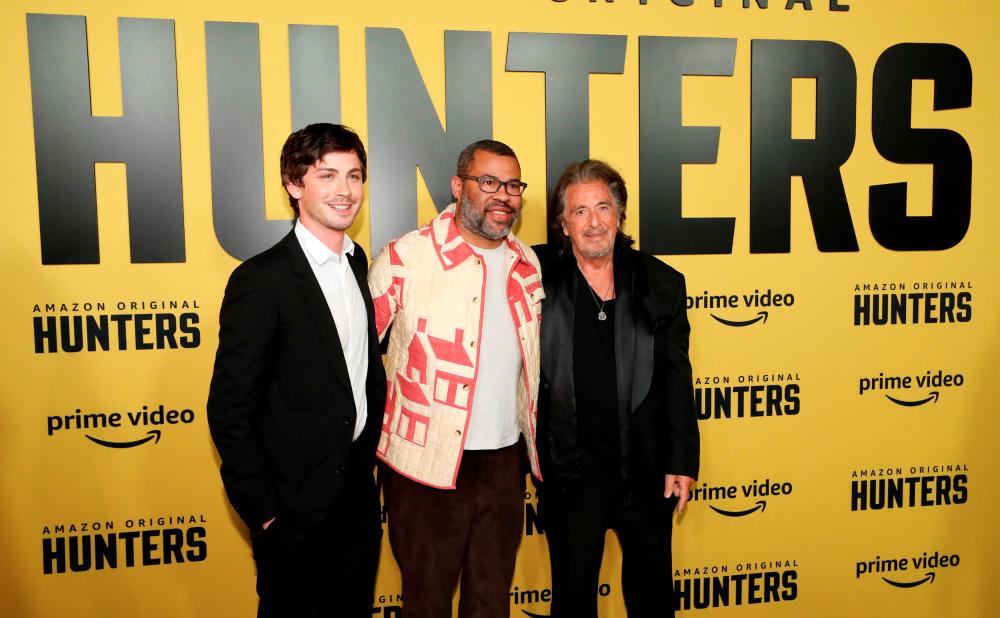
top-left (665, 474), bottom-right (695, 515)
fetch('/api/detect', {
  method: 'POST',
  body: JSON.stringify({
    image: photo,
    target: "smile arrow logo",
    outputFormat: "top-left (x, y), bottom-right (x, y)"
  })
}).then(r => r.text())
top-left (710, 311), bottom-right (768, 327)
top-left (709, 500), bottom-right (767, 517)
top-left (882, 572), bottom-right (936, 588)
top-left (885, 391), bottom-right (940, 407)
top-left (85, 430), bottom-right (162, 449)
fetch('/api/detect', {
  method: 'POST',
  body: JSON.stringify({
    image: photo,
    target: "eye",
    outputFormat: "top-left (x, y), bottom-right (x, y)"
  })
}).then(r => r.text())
top-left (481, 177), bottom-right (499, 190)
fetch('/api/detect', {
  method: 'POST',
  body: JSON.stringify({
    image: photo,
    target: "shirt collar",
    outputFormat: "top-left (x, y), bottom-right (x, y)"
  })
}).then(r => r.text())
top-left (430, 203), bottom-right (525, 270)
top-left (294, 219), bottom-right (355, 266)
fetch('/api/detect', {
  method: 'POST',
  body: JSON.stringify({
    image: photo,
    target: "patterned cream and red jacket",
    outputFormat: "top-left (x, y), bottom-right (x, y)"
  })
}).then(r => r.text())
top-left (368, 204), bottom-right (544, 489)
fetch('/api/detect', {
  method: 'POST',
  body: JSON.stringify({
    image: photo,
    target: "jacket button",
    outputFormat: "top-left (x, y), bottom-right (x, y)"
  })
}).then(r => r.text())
top-left (336, 465), bottom-right (345, 474)
top-left (472, 296), bottom-right (478, 303)
top-left (470, 340), bottom-right (476, 348)
top-left (345, 417), bottom-right (354, 426)
top-left (462, 384), bottom-right (469, 391)
top-left (455, 429), bottom-right (462, 436)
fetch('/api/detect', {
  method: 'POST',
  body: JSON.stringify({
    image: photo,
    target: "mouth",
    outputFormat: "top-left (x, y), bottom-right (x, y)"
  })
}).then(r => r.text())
top-left (325, 201), bottom-right (355, 212)
top-left (485, 203), bottom-right (515, 222)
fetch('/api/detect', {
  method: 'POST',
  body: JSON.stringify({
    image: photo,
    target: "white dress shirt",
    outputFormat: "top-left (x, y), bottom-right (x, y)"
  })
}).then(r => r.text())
top-left (294, 221), bottom-right (369, 440)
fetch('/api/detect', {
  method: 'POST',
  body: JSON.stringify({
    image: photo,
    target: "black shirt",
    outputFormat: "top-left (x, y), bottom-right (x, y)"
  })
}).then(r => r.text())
top-left (572, 269), bottom-right (621, 484)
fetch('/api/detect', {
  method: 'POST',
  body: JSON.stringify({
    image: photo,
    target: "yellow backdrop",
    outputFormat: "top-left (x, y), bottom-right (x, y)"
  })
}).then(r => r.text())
top-left (1, 0), bottom-right (998, 616)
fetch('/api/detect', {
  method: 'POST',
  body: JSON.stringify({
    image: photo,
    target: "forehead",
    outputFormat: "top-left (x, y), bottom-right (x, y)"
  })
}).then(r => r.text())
top-left (311, 149), bottom-right (362, 170)
top-left (469, 150), bottom-right (520, 178)
top-left (563, 180), bottom-right (614, 210)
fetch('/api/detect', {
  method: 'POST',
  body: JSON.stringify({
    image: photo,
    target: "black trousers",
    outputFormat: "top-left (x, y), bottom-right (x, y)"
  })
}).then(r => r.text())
top-left (381, 445), bottom-right (524, 618)
top-left (540, 483), bottom-right (677, 618)
top-left (251, 445), bottom-right (382, 618)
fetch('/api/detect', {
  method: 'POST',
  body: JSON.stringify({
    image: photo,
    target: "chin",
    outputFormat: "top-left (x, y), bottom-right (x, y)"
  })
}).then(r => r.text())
top-left (580, 244), bottom-right (613, 259)
top-left (326, 216), bottom-right (357, 231)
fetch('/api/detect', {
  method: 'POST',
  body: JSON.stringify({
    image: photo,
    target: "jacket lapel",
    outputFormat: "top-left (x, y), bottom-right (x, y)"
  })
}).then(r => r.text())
top-left (540, 250), bottom-right (578, 409)
top-left (622, 247), bottom-right (654, 413)
top-left (347, 245), bottom-right (381, 362)
top-left (283, 232), bottom-right (354, 398)
top-left (613, 248), bottom-right (637, 423)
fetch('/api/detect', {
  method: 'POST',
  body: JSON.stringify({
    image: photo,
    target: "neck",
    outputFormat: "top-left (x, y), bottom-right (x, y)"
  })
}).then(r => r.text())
top-left (300, 218), bottom-right (346, 254)
top-left (573, 246), bottom-right (615, 300)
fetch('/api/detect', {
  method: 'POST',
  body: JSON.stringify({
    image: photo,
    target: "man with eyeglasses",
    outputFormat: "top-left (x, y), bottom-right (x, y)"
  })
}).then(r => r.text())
top-left (369, 139), bottom-right (544, 618)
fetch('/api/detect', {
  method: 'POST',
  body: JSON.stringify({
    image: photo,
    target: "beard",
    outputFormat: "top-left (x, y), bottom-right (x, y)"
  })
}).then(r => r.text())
top-left (576, 236), bottom-right (614, 259)
top-left (457, 192), bottom-right (520, 241)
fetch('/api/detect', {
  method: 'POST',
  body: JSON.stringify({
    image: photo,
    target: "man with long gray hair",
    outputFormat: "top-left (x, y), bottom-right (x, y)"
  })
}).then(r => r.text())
top-left (534, 159), bottom-right (700, 617)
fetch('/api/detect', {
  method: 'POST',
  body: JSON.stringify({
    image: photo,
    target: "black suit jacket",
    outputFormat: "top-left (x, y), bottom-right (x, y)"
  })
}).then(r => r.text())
top-left (535, 241), bottom-right (699, 496)
top-left (207, 230), bottom-right (386, 532)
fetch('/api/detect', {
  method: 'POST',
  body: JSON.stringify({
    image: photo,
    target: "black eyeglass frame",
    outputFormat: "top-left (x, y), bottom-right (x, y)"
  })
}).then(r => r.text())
top-left (458, 174), bottom-right (528, 196)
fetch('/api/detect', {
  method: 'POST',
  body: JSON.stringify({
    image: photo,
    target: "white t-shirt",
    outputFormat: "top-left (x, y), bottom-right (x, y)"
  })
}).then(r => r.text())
top-left (464, 243), bottom-right (522, 450)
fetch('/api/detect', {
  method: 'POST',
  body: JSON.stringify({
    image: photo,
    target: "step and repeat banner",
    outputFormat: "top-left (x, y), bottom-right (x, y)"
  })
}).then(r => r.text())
top-left (2, 0), bottom-right (998, 616)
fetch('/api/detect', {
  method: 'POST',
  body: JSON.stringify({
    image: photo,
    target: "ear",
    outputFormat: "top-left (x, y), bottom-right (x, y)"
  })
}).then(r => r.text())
top-left (285, 182), bottom-right (303, 200)
top-left (451, 175), bottom-right (462, 202)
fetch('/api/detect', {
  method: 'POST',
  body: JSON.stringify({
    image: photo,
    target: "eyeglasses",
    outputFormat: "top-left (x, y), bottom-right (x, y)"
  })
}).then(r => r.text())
top-left (459, 175), bottom-right (528, 196)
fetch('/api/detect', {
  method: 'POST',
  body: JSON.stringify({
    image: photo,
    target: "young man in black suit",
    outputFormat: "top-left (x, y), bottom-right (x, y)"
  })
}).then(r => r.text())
top-left (207, 123), bottom-right (386, 617)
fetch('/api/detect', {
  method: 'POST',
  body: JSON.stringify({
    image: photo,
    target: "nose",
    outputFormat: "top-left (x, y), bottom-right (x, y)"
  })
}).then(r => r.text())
top-left (587, 208), bottom-right (601, 227)
top-left (332, 174), bottom-right (349, 195)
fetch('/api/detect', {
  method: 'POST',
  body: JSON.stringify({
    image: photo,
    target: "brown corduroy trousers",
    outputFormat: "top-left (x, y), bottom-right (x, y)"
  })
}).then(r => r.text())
top-left (381, 444), bottom-right (524, 618)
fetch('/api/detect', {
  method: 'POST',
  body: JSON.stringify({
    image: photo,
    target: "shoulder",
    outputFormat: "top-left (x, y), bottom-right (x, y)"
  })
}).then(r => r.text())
top-left (374, 226), bottom-right (429, 265)
top-left (625, 248), bottom-right (688, 317)
top-left (229, 234), bottom-right (292, 281)
top-left (631, 248), bottom-right (686, 287)
top-left (530, 243), bottom-right (566, 278)
top-left (531, 242), bottom-right (557, 265)
top-left (508, 235), bottom-right (540, 269)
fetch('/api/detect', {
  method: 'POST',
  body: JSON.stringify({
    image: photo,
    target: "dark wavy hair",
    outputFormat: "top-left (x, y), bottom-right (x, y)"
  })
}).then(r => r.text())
top-left (280, 123), bottom-right (367, 213)
top-left (548, 159), bottom-right (635, 253)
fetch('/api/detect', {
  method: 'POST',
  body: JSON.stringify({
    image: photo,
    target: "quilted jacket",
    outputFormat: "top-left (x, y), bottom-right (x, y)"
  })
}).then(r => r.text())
top-left (368, 204), bottom-right (544, 488)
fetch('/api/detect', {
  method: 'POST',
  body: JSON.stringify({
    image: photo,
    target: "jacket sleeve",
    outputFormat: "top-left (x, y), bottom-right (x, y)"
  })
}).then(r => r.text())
top-left (206, 262), bottom-right (279, 531)
top-left (368, 242), bottom-right (403, 342)
top-left (663, 273), bottom-right (701, 479)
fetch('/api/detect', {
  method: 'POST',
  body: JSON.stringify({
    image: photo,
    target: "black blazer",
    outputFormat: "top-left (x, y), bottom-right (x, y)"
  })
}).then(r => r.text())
top-left (207, 231), bottom-right (386, 532)
top-left (535, 241), bottom-right (699, 496)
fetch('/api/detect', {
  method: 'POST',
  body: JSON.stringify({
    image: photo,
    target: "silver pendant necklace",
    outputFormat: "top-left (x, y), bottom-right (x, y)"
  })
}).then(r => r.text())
top-left (586, 276), bottom-right (615, 321)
